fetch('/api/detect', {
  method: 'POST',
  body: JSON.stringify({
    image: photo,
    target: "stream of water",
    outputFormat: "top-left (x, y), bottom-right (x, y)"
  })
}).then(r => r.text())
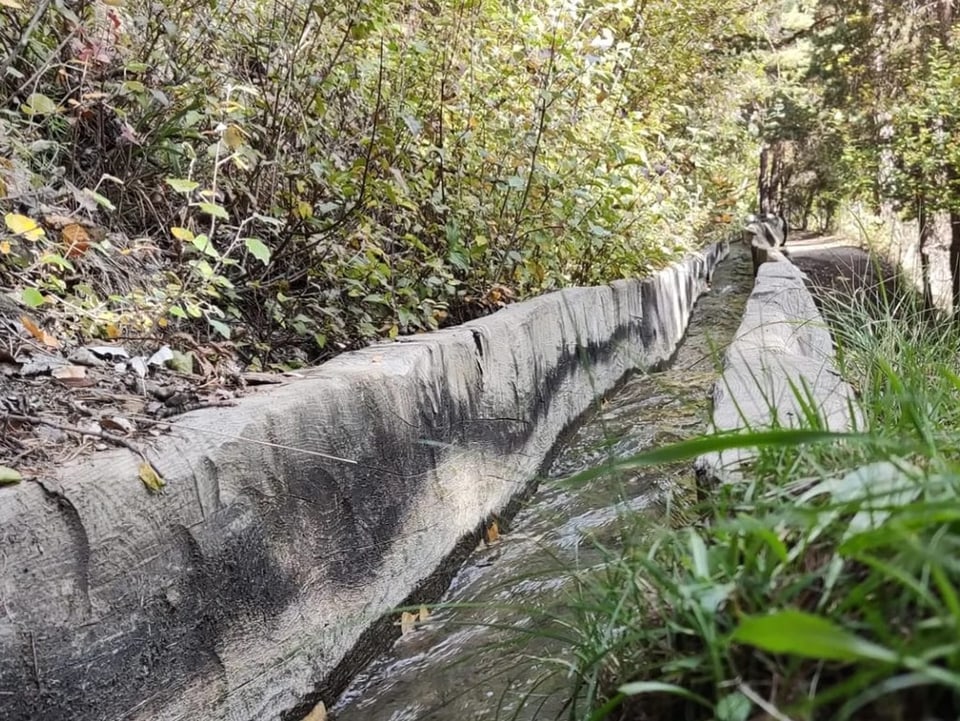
top-left (330, 243), bottom-right (754, 721)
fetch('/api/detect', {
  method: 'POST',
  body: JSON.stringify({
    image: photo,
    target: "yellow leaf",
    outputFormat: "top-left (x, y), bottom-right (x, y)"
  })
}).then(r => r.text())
top-left (399, 611), bottom-right (418, 635)
top-left (484, 519), bottom-right (500, 544)
top-left (302, 701), bottom-right (327, 721)
top-left (296, 200), bottom-right (313, 219)
top-left (0, 0), bottom-right (23, 8)
top-left (0, 240), bottom-right (10, 254)
top-left (105, 323), bottom-right (120, 339)
top-left (4, 213), bottom-right (44, 241)
top-left (170, 226), bottom-right (195, 242)
top-left (101, 0), bottom-right (124, 6)
top-left (418, 605), bottom-right (430, 623)
top-left (224, 124), bottom-right (245, 150)
top-left (20, 316), bottom-right (60, 348)
top-left (138, 462), bottom-right (166, 493)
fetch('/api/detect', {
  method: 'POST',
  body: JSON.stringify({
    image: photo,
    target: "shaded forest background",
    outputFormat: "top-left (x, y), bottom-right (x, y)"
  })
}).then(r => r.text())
top-left (0, 0), bottom-right (958, 369)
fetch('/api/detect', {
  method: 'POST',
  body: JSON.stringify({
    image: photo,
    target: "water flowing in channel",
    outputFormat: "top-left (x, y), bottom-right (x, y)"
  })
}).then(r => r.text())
top-left (330, 244), bottom-right (754, 721)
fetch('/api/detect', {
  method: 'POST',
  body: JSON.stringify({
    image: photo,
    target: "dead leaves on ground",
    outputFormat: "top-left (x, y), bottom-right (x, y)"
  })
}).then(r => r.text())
top-left (20, 316), bottom-right (60, 348)
top-left (0, 465), bottom-right (22, 485)
top-left (397, 605), bottom-right (431, 635)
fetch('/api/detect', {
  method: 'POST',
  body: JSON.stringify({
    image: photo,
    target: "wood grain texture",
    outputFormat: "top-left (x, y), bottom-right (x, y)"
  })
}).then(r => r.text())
top-left (0, 241), bottom-right (728, 721)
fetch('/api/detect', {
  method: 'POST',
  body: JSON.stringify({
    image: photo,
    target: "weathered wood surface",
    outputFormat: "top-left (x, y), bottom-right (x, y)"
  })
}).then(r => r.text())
top-left (1, 241), bottom-right (728, 721)
top-left (697, 250), bottom-right (861, 483)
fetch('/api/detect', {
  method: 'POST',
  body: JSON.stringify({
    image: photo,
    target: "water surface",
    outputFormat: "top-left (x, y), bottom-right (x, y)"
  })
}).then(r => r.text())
top-left (331, 244), bottom-right (753, 721)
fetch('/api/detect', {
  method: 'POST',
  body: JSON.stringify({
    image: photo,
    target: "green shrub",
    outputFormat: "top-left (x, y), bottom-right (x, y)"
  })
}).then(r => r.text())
top-left (1, 0), bottom-right (762, 367)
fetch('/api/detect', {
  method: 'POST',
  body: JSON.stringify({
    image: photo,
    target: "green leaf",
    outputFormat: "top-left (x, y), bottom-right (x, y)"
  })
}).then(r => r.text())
top-left (39, 254), bottom-right (76, 271)
top-left (165, 178), bottom-right (199, 194)
top-left (21, 287), bottom-right (45, 307)
top-left (169, 305), bottom-right (187, 319)
top-left (689, 529), bottom-right (710, 579)
top-left (21, 93), bottom-right (58, 115)
top-left (208, 317), bottom-right (231, 338)
top-left (733, 610), bottom-right (898, 663)
top-left (194, 202), bottom-right (229, 220)
top-left (244, 237), bottom-right (271, 265)
top-left (716, 692), bottom-right (752, 721)
top-left (562, 429), bottom-right (861, 487)
top-left (190, 235), bottom-right (220, 260)
top-left (618, 681), bottom-right (711, 708)
top-left (82, 189), bottom-right (116, 210)
top-left (0, 465), bottom-right (22, 485)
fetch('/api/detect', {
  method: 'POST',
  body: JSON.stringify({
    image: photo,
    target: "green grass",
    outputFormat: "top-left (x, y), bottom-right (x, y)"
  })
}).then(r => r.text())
top-left (551, 273), bottom-right (960, 721)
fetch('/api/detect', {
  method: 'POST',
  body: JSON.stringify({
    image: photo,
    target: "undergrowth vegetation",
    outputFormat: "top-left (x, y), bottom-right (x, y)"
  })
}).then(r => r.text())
top-left (0, 0), bottom-right (763, 368)
top-left (558, 276), bottom-right (960, 720)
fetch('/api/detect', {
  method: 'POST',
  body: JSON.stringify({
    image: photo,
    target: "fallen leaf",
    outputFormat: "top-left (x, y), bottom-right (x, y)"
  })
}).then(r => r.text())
top-left (130, 356), bottom-right (148, 378)
top-left (399, 611), bottom-right (418, 635)
top-left (484, 519), bottom-right (500, 544)
top-left (20, 316), bottom-right (60, 348)
top-left (62, 223), bottom-right (91, 258)
top-left (52, 365), bottom-right (86, 379)
top-left (0, 240), bottom-right (10, 254)
top-left (101, 416), bottom-right (135, 434)
top-left (21, 93), bottom-right (58, 116)
top-left (302, 701), bottom-right (327, 721)
top-left (147, 345), bottom-right (174, 367)
top-left (4, 213), bottom-right (44, 240)
top-left (52, 364), bottom-right (96, 387)
top-left (18, 354), bottom-right (68, 376)
top-left (418, 605), bottom-right (430, 623)
top-left (43, 214), bottom-right (79, 229)
top-left (138, 462), bottom-right (165, 492)
top-left (0, 466), bottom-right (22, 485)
top-left (0, 0), bottom-right (24, 10)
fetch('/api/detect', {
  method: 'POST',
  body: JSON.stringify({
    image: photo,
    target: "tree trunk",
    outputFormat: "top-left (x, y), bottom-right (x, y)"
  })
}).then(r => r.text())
top-left (950, 210), bottom-right (960, 313)
top-left (918, 196), bottom-right (935, 309)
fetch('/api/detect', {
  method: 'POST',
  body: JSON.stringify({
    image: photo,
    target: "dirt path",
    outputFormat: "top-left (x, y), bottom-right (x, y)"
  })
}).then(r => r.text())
top-left (784, 232), bottom-right (899, 299)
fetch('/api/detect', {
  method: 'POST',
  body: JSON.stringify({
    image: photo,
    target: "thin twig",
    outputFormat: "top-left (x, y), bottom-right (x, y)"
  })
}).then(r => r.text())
top-left (136, 415), bottom-right (359, 466)
top-left (0, 0), bottom-right (53, 81)
top-left (1, 413), bottom-right (147, 460)
top-left (154, 400), bottom-right (237, 419)
top-left (29, 631), bottom-right (41, 692)
top-left (737, 683), bottom-right (796, 721)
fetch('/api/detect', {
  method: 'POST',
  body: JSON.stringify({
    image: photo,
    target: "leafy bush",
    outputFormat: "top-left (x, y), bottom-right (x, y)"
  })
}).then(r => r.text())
top-left (1, 0), bottom-right (761, 367)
